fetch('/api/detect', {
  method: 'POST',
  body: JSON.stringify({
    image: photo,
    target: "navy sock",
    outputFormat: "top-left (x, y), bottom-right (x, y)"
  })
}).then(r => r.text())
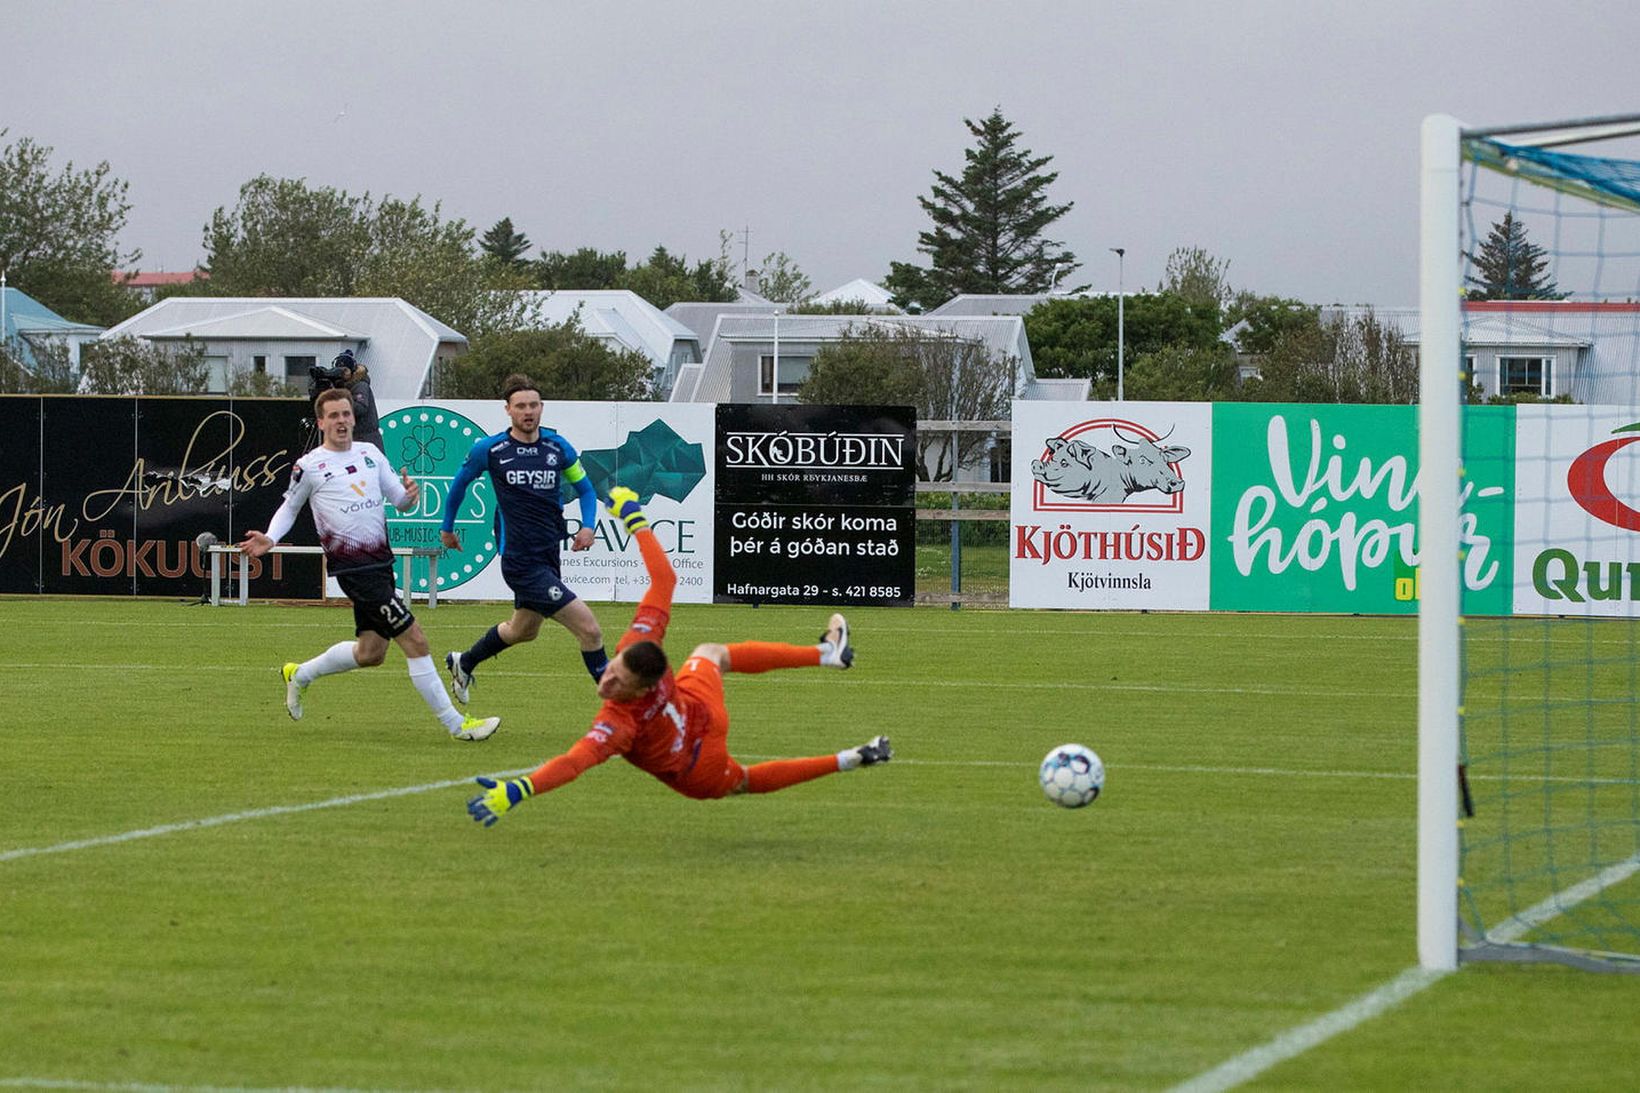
top-left (464, 625), bottom-right (510, 672)
top-left (582, 647), bottom-right (610, 681)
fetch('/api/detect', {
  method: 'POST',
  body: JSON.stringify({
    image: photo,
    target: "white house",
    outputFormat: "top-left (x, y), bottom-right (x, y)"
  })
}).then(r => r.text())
top-left (666, 312), bottom-right (1087, 480)
top-left (99, 297), bottom-right (467, 398)
top-left (518, 289), bottom-right (701, 395)
top-left (1330, 301), bottom-right (1640, 402)
top-left (810, 279), bottom-right (899, 311)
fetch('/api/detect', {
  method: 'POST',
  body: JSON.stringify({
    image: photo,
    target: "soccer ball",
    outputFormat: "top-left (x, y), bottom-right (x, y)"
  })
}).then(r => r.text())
top-left (1039, 744), bottom-right (1104, 808)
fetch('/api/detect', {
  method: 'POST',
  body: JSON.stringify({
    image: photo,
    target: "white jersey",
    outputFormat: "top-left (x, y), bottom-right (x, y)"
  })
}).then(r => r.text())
top-left (268, 442), bottom-right (406, 574)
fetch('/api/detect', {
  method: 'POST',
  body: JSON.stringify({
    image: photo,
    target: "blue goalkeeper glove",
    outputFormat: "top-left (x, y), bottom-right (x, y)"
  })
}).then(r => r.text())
top-left (606, 486), bottom-right (649, 533)
top-left (467, 775), bottom-right (533, 827)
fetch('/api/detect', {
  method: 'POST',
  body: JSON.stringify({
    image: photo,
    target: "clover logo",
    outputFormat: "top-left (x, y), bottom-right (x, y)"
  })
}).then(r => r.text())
top-left (381, 407), bottom-right (496, 593)
top-left (398, 422), bottom-right (448, 475)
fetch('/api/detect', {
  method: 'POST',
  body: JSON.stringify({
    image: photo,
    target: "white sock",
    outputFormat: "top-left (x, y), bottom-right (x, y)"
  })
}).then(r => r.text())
top-left (297, 641), bottom-right (360, 685)
top-left (407, 654), bottom-right (464, 732)
top-left (837, 748), bottom-right (862, 772)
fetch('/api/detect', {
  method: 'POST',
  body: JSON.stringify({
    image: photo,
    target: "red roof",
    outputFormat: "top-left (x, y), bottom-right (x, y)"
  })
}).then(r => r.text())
top-left (1465, 299), bottom-right (1640, 313)
top-left (112, 270), bottom-right (207, 287)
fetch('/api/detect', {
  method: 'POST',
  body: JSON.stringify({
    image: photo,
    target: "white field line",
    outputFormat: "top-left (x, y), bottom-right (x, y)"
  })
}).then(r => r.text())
top-left (4, 758), bottom-right (1637, 1093)
top-left (5, 759), bottom-right (1627, 869)
top-left (0, 1081), bottom-right (430, 1093)
top-left (0, 769), bottom-right (531, 865)
top-left (1170, 856), bottom-right (1640, 1093)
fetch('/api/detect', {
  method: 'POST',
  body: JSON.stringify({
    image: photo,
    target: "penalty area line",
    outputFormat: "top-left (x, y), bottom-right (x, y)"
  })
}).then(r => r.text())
top-left (0, 769), bottom-right (533, 866)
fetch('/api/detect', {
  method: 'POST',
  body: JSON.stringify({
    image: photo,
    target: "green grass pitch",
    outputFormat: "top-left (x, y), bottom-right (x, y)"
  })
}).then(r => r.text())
top-left (2, 599), bottom-right (1637, 1089)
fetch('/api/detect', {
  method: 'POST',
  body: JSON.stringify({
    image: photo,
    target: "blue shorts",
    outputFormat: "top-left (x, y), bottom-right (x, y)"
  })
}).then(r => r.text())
top-left (502, 559), bottom-right (578, 618)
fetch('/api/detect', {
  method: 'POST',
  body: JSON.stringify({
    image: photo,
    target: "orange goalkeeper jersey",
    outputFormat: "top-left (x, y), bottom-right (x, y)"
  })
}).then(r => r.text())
top-left (525, 527), bottom-right (706, 791)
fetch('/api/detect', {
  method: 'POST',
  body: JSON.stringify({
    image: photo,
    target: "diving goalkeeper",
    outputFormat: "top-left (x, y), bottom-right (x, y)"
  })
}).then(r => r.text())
top-left (466, 487), bottom-right (891, 825)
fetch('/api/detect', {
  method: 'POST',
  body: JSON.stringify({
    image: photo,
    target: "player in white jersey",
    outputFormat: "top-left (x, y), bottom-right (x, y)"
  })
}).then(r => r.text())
top-left (237, 388), bottom-right (500, 741)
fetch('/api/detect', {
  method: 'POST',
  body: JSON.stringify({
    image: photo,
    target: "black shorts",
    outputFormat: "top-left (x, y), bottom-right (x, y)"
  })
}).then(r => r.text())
top-left (336, 565), bottom-right (414, 639)
top-left (501, 559), bottom-right (577, 618)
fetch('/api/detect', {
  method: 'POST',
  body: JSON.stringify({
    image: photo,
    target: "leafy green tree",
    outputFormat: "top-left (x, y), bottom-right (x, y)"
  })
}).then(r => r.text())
top-left (1465, 213), bottom-right (1563, 300)
top-left (78, 336), bottom-right (210, 394)
top-left (1160, 246), bottom-right (1232, 312)
top-left (1241, 309), bottom-right (1417, 404)
top-left (884, 108), bottom-right (1078, 312)
top-left (435, 318), bottom-right (655, 401)
top-left (799, 324), bottom-right (1018, 480)
top-left (203, 176), bottom-right (368, 296)
top-left (0, 131), bottom-right (144, 326)
top-left (790, 298), bottom-right (898, 315)
top-left (618, 245), bottom-right (734, 310)
top-left (0, 338), bottom-right (77, 393)
top-left (202, 176), bottom-right (534, 339)
top-left (226, 365), bottom-right (300, 397)
top-left (1226, 294), bottom-right (1320, 354)
top-left (1023, 293), bottom-right (1223, 395)
top-left (536, 246), bottom-right (628, 289)
top-left (756, 252), bottom-right (812, 304)
top-left (1122, 342), bottom-right (1239, 402)
top-left (479, 217), bottom-right (532, 267)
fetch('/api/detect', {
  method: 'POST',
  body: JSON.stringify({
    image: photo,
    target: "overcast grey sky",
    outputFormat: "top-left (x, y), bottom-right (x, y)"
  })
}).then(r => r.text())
top-left (4, 1), bottom-right (1638, 306)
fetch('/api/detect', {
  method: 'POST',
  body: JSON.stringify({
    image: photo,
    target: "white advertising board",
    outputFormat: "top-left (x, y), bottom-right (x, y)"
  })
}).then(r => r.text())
top-left (1009, 400), bottom-right (1213, 610)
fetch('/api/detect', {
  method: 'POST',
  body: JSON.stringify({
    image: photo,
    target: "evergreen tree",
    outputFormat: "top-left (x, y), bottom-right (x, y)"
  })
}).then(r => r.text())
top-left (536, 246), bottom-right (628, 289)
top-left (884, 108), bottom-right (1078, 312)
top-left (479, 217), bottom-right (532, 267)
top-left (1466, 213), bottom-right (1563, 300)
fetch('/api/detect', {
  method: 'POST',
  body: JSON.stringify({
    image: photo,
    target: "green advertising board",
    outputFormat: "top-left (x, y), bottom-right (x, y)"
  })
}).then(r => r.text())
top-left (1208, 403), bottom-right (1513, 615)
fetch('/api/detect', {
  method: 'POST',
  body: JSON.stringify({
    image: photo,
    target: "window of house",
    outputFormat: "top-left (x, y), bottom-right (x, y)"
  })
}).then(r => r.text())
top-left (283, 355), bottom-right (317, 380)
top-left (1499, 356), bottom-right (1551, 397)
top-left (759, 355), bottom-right (811, 396)
top-left (252, 355), bottom-right (267, 375)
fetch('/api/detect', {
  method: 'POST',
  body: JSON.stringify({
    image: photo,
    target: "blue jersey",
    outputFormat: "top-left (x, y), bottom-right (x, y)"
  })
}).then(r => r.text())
top-left (443, 429), bottom-right (597, 571)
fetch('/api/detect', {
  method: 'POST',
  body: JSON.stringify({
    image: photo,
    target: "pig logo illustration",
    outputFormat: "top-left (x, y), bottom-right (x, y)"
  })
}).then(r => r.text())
top-left (1031, 423), bottom-right (1191, 509)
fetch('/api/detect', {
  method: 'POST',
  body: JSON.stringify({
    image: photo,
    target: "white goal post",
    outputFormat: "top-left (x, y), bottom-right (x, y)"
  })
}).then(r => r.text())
top-left (1417, 114), bottom-right (1463, 971)
top-left (1418, 111), bottom-right (1640, 972)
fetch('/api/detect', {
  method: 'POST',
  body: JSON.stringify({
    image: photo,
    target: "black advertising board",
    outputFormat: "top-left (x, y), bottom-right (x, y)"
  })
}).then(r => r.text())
top-left (0, 396), bottom-right (45, 593)
top-left (714, 404), bottom-right (916, 606)
top-left (1, 396), bottom-right (320, 598)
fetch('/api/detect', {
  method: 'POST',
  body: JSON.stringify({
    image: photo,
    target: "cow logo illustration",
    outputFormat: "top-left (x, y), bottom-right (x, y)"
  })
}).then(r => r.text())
top-left (1031, 419), bottom-right (1192, 513)
top-left (1568, 422), bottom-right (1640, 531)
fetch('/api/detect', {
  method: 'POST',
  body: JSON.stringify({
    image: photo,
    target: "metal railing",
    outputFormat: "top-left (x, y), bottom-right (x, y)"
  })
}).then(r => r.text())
top-left (206, 544), bottom-right (442, 607)
top-left (915, 419), bottom-right (1011, 608)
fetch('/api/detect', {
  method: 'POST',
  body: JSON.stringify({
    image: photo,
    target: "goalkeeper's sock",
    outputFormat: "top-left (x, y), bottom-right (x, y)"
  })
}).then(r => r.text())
top-left (406, 654), bottom-right (464, 732)
top-left (725, 642), bottom-right (821, 674)
top-left (464, 625), bottom-right (510, 671)
top-left (745, 755), bottom-right (841, 793)
top-left (299, 640), bottom-right (361, 684)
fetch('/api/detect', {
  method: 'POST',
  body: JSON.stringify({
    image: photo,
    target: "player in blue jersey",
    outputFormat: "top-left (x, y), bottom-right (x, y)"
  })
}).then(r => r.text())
top-left (439, 374), bottom-right (609, 701)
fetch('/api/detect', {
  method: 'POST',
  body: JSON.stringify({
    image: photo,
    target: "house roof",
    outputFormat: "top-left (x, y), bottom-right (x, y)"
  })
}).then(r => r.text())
top-left (139, 305), bottom-right (370, 341)
top-left (925, 292), bottom-right (1103, 317)
top-left (112, 271), bottom-right (205, 288)
top-left (519, 290), bottom-right (698, 373)
top-left (2, 287), bottom-right (104, 339)
top-left (664, 300), bottom-right (782, 346)
top-left (101, 297), bottom-right (466, 398)
top-left (810, 279), bottom-right (898, 309)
